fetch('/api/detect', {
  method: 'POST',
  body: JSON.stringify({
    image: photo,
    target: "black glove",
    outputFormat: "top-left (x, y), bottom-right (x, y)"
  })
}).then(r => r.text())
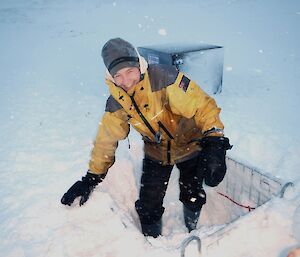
top-left (198, 136), bottom-right (232, 187)
top-left (61, 172), bottom-right (106, 206)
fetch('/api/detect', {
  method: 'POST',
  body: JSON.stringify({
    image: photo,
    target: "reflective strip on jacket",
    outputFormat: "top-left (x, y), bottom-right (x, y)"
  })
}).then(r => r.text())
top-left (89, 63), bottom-right (224, 174)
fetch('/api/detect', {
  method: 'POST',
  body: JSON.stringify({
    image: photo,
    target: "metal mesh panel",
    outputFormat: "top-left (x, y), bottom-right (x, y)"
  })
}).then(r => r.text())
top-left (201, 157), bottom-right (285, 226)
top-left (223, 157), bottom-right (284, 206)
top-left (197, 156), bottom-right (292, 250)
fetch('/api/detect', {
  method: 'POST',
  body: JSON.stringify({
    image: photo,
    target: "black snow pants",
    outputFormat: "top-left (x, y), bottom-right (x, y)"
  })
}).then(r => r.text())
top-left (135, 155), bottom-right (206, 225)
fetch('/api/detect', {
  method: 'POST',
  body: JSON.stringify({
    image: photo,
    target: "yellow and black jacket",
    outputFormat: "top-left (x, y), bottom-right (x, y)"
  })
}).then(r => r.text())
top-left (89, 60), bottom-right (224, 175)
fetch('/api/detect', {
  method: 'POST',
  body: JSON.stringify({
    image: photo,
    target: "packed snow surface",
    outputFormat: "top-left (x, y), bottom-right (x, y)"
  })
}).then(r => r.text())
top-left (1, 0), bottom-right (300, 256)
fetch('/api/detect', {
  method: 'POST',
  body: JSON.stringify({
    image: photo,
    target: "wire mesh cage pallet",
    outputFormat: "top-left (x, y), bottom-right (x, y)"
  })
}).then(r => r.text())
top-left (181, 156), bottom-right (294, 256)
top-left (220, 156), bottom-right (293, 220)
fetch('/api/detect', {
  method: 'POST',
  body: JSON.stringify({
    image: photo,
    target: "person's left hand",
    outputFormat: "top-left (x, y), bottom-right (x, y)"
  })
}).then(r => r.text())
top-left (197, 136), bottom-right (232, 187)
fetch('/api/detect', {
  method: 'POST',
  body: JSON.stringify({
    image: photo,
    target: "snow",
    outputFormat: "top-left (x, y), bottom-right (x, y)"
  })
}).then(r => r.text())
top-left (0, 0), bottom-right (300, 256)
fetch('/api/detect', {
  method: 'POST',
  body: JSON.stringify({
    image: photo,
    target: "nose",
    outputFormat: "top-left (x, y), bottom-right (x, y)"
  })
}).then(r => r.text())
top-left (122, 75), bottom-right (129, 86)
top-left (122, 75), bottom-right (133, 88)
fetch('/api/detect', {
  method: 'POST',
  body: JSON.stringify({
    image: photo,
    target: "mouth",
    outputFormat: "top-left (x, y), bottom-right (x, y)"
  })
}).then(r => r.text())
top-left (125, 81), bottom-right (138, 89)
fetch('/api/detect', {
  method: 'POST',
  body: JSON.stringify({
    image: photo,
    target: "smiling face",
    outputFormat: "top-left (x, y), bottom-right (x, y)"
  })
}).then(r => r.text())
top-left (113, 66), bottom-right (141, 92)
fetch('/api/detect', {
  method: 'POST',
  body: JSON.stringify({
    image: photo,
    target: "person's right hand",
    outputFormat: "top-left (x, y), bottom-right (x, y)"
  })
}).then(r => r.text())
top-left (61, 172), bottom-right (106, 206)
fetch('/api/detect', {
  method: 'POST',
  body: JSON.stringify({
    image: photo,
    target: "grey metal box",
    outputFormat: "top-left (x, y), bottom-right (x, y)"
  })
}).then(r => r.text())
top-left (137, 43), bottom-right (224, 94)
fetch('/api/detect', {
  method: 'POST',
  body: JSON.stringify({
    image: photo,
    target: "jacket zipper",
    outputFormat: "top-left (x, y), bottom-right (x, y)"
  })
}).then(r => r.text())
top-left (129, 93), bottom-right (173, 164)
top-left (167, 141), bottom-right (171, 164)
top-left (157, 121), bottom-right (174, 139)
top-left (129, 94), bottom-right (162, 143)
top-left (158, 121), bottom-right (174, 164)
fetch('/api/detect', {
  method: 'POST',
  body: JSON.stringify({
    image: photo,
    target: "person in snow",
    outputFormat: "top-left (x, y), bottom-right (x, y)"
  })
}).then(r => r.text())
top-left (61, 38), bottom-right (232, 237)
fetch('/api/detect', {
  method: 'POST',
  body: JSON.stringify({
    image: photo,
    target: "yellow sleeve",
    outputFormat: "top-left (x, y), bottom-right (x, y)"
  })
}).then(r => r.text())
top-left (166, 72), bottom-right (224, 135)
top-left (89, 110), bottom-right (129, 174)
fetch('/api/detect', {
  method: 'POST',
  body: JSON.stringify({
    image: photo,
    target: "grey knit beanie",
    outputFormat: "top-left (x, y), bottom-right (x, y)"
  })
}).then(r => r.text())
top-left (101, 38), bottom-right (140, 76)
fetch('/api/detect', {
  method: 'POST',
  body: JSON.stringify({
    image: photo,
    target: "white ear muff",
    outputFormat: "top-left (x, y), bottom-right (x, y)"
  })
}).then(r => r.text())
top-left (105, 68), bottom-right (115, 82)
top-left (136, 48), bottom-right (148, 74)
top-left (139, 56), bottom-right (148, 74)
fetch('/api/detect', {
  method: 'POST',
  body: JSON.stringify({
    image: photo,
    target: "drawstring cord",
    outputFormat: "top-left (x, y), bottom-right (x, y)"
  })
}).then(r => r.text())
top-left (127, 137), bottom-right (131, 149)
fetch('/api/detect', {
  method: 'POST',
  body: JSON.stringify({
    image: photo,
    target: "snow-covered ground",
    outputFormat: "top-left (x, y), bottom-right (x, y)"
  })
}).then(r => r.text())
top-left (1, 0), bottom-right (300, 256)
